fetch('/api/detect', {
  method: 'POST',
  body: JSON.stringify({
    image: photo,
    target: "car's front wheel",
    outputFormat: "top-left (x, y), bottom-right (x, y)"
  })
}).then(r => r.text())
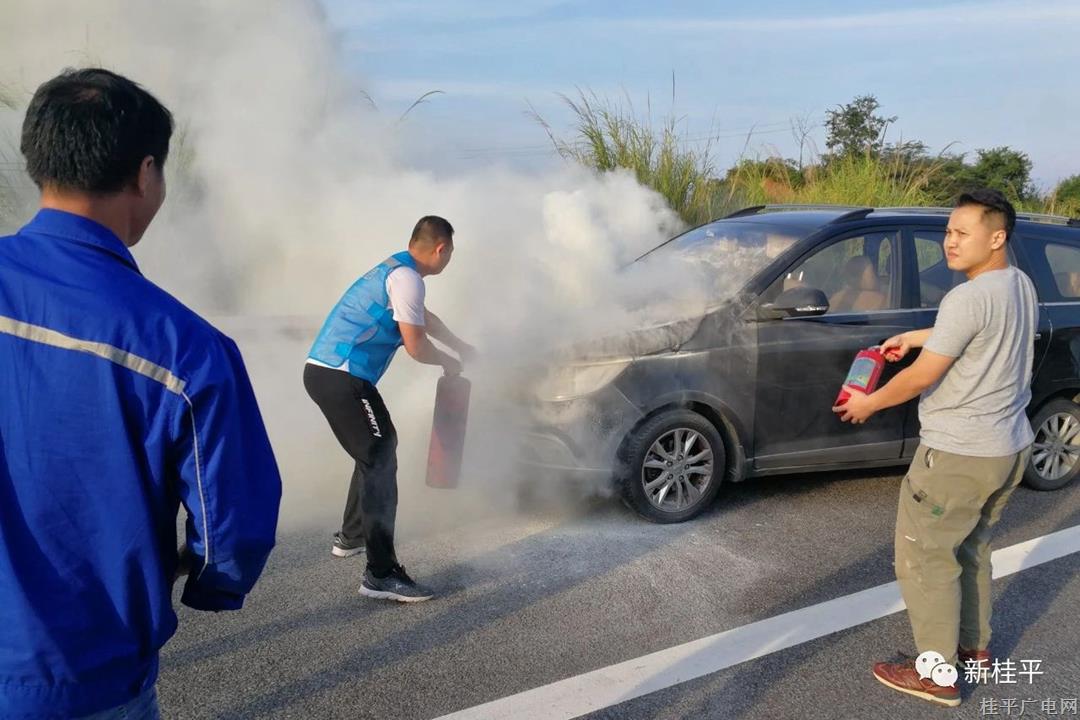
top-left (618, 409), bottom-right (725, 523)
top-left (1025, 398), bottom-right (1080, 491)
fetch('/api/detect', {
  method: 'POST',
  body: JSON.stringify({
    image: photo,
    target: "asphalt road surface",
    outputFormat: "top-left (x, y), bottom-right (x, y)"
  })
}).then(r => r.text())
top-left (158, 467), bottom-right (1080, 720)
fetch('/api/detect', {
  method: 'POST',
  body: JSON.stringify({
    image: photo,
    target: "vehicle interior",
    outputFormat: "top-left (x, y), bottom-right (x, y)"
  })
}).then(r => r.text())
top-left (766, 231), bottom-right (897, 312)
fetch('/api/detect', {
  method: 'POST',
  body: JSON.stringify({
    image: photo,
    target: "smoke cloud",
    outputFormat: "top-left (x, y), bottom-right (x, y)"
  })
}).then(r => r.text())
top-left (1, 0), bottom-right (723, 537)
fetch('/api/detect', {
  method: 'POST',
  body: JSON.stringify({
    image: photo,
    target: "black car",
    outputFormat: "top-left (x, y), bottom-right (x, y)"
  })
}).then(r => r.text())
top-left (522, 204), bottom-right (1080, 523)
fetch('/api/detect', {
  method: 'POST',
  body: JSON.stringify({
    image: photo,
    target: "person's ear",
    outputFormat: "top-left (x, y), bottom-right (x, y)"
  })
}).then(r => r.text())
top-left (135, 156), bottom-right (156, 197)
top-left (991, 229), bottom-right (1007, 251)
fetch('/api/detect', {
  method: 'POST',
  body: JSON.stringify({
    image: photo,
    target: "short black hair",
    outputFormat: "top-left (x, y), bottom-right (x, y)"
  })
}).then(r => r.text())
top-left (20, 68), bottom-right (174, 193)
top-left (409, 215), bottom-right (454, 247)
top-left (956, 188), bottom-right (1016, 242)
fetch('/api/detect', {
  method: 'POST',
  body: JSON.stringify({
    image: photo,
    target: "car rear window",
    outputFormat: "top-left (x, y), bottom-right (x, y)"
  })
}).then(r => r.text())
top-left (1045, 242), bottom-right (1080, 298)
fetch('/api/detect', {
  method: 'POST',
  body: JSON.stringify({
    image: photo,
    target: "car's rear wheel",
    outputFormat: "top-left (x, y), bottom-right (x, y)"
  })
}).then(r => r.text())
top-left (1025, 398), bottom-right (1080, 491)
top-left (618, 409), bottom-right (725, 523)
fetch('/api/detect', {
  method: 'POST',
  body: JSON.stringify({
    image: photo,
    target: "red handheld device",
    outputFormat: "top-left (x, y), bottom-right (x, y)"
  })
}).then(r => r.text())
top-left (835, 347), bottom-right (888, 406)
top-left (426, 375), bottom-right (471, 489)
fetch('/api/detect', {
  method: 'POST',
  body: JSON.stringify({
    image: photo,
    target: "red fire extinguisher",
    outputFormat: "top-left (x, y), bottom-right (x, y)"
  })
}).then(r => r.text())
top-left (835, 346), bottom-right (898, 406)
top-left (426, 374), bottom-right (471, 489)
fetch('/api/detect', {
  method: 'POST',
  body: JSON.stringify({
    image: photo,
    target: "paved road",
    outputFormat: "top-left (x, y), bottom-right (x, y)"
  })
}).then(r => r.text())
top-left (157, 464), bottom-right (1080, 720)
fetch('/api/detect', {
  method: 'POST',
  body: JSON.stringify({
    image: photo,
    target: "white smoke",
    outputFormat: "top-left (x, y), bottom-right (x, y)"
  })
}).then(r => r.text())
top-left (1, 0), bottom-right (715, 534)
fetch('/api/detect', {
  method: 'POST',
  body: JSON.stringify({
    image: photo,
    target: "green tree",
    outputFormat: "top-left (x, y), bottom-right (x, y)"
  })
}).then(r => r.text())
top-left (1054, 174), bottom-right (1080, 204)
top-left (824, 94), bottom-right (896, 158)
top-left (1051, 174), bottom-right (1080, 216)
top-left (721, 157), bottom-right (802, 187)
top-left (880, 140), bottom-right (929, 165)
top-left (965, 146), bottom-right (1034, 202)
top-left (921, 153), bottom-right (970, 204)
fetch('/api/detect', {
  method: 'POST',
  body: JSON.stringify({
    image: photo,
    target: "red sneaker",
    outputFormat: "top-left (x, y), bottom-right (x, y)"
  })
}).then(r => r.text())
top-left (957, 647), bottom-right (992, 684)
top-left (873, 661), bottom-right (961, 707)
top-left (958, 647), bottom-right (991, 667)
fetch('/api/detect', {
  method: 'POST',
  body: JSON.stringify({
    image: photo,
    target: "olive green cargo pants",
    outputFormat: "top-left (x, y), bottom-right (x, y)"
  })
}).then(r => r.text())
top-left (894, 443), bottom-right (1030, 666)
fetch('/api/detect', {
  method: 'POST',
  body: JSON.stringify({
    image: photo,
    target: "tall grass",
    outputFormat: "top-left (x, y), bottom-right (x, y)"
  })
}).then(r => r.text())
top-left (534, 91), bottom-right (724, 225)
top-left (1021, 185), bottom-right (1080, 219)
top-left (539, 91), bottom-right (951, 225)
top-left (724, 151), bottom-right (945, 209)
top-left (541, 90), bottom-right (1079, 225)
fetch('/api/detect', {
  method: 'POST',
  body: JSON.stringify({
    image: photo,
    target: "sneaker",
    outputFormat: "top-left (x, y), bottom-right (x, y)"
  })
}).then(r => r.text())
top-left (958, 647), bottom-right (992, 682)
top-left (359, 565), bottom-right (435, 603)
top-left (873, 661), bottom-right (961, 707)
top-left (331, 532), bottom-right (365, 558)
top-left (958, 647), bottom-right (991, 667)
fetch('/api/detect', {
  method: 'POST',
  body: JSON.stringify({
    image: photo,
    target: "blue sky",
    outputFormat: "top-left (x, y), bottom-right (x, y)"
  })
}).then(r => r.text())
top-left (325, 0), bottom-right (1080, 187)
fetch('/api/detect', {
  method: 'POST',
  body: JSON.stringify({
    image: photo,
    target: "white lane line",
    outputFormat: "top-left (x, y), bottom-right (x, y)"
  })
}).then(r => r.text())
top-left (434, 524), bottom-right (1080, 720)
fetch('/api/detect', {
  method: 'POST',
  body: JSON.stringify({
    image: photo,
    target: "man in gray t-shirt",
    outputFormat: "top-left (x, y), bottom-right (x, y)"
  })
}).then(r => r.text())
top-left (833, 189), bottom-right (1036, 709)
top-left (919, 263), bottom-right (1037, 456)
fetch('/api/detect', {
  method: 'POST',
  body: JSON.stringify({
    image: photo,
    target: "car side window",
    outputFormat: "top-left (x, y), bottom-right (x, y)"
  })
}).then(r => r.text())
top-left (1044, 243), bottom-right (1080, 298)
top-left (914, 230), bottom-right (966, 308)
top-left (766, 231), bottom-right (900, 314)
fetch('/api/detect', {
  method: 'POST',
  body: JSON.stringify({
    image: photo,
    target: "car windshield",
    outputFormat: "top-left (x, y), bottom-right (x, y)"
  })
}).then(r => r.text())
top-left (634, 220), bottom-right (808, 306)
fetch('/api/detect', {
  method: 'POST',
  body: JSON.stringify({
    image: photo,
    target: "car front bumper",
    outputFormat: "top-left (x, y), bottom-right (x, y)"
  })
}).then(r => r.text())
top-left (517, 384), bottom-right (643, 484)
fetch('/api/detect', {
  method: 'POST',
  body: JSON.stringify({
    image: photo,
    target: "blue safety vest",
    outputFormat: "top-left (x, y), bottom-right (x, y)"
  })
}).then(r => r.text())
top-left (308, 252), bottom-right (419, 384)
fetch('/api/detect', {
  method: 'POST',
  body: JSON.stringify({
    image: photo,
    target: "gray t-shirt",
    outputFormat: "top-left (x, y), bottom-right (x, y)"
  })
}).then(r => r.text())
top-left (919, 265), bottom-right (1038, 457)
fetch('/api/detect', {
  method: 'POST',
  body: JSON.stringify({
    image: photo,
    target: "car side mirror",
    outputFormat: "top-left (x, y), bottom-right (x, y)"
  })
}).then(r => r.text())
top-left (757, 287), bottom-right (829, 320)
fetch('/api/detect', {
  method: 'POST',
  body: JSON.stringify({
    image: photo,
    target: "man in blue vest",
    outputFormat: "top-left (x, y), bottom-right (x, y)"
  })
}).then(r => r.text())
top-left (0, 69), bottom-right (281, 718)
top-left (305, 216), bottom-right (473, 602)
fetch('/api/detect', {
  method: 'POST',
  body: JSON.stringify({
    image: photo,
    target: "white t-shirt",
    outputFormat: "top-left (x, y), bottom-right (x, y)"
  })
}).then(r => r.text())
top-left (306, 266), bottom-right (426, 371)
top-left (385, 266), bottom-right (426, 326)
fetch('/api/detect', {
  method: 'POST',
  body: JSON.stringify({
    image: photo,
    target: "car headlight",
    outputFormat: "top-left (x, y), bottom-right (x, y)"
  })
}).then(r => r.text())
top-left (535, 359), bottom-right (631, 401)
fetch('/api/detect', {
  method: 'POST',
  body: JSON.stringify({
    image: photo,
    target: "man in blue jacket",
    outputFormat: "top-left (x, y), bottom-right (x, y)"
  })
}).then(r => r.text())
top-left (305, 216), bottom-right (473, 603)
top-left (0, 69), bottom-right (282, 718)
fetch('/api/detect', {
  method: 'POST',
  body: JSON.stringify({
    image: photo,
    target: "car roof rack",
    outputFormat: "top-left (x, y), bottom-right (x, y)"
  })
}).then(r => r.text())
top-left (723, 204), bottom-right (1080, 228)
top-left (722, 205), bottom-right (766, 218)
top-left (830, 208), bottom-right (874, 224)
top-left (721, 204), bottom-right (879, 226)
top-left (722, 204), bottom-right (864, 219)
top-left (876, 206), bottom-right (1079, 227)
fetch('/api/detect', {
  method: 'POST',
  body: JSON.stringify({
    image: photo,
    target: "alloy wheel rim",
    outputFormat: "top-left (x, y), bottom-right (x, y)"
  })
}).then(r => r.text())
top-left (641, 428), bottom-right (714, 511)
top-left (1032, 412), bottom-right (1080, 482)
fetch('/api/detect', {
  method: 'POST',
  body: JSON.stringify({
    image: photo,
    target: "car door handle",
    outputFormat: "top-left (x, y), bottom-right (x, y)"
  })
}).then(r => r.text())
top-left (1035, 332), bottom-right (1043, 340)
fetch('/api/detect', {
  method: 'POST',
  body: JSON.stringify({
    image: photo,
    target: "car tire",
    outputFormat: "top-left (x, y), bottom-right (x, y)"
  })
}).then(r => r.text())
top-left (618, 409), bottom-right (725, 523)
top-left (1025, 398), bottom-right (1080, 491)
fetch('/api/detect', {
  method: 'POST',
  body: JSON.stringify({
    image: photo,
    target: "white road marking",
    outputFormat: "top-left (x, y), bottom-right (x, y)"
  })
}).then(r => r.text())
top-left (434, 524), bottom-right (1080, 720)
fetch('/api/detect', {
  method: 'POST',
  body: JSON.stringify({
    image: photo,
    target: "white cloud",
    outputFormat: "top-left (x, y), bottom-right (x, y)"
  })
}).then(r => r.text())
top-left (604, 1), bottom-right (1080, 34)
top-left (325, 0), bottom-right (570, 27)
